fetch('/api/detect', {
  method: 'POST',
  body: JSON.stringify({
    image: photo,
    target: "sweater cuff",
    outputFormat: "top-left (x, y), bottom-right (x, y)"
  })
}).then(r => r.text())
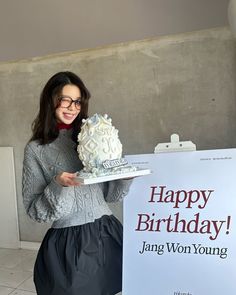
top-left (48, 177), bottom-right (71, 195)
top-left (116, 178), bottom-right (133, 191)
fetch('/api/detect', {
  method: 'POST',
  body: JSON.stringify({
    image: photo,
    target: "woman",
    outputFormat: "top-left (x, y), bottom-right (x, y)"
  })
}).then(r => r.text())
top-left (22, 71), bottom-right (132, 295)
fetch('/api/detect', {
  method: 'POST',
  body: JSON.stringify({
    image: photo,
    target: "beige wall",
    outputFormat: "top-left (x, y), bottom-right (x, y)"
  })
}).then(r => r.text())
top-left (0, 0), bottom-right (229, 62)
top-left (0, 27), bottom-right (235, 242)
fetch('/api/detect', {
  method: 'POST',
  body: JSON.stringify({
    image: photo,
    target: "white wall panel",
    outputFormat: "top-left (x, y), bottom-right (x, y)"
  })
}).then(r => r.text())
top-left (0, 147), bottom-right (19, 248)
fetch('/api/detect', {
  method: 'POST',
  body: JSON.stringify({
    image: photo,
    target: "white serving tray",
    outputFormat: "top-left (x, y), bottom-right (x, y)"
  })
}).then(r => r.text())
top-left (76, 168), bottom-right (151, 185)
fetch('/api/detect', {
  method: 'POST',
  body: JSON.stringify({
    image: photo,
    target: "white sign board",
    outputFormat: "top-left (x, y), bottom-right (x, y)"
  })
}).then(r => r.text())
top-left (0, 147), bottom-right (19, 248)
top-left (123, 149), bottom-right (236, 295)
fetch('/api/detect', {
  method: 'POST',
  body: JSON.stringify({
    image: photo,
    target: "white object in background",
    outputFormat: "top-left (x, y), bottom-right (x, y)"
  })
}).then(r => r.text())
top-left (0, 147), bottom-right (20, 248)
top-left (228, 0), bottom-right (236, 37)
top-left (124, 149), bottom-right (236, 295)
top-left (154, 133), bottom-right (196, 153)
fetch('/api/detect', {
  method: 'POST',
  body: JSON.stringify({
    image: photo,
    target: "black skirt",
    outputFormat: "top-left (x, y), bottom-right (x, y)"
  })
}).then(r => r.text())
top-left (34, 215), bottom-right (123, 295)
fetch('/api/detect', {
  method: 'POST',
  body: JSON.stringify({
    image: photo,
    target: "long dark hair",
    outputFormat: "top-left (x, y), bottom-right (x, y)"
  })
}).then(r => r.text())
top-left (30, 71), bottom-right (90, 144)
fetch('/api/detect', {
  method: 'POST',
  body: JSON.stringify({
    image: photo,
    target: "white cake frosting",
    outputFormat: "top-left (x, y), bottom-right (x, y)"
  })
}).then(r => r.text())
top-left (77, 113), bottom-right (136, 177)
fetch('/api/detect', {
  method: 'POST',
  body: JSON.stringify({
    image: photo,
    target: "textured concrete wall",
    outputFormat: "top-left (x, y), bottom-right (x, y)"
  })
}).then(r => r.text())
top-left (0, 27), bottom-right (236, 242)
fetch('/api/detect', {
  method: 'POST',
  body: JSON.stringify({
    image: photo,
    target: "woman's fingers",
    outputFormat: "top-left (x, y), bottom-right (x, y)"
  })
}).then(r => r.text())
top-left (55, 172), bottom-right (81, 186)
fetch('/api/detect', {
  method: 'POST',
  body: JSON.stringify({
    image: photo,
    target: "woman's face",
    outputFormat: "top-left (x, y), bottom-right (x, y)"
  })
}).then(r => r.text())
top-left (55, 84), bottom-right (81, 124)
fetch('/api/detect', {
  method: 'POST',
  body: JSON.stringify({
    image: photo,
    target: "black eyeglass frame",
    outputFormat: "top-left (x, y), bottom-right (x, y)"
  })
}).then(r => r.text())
top-left (57, 95), bottom-right (82, 110)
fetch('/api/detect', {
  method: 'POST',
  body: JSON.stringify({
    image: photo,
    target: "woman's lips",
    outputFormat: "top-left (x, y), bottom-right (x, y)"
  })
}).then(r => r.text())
top-left (63, 113), bottom-right (76, 120)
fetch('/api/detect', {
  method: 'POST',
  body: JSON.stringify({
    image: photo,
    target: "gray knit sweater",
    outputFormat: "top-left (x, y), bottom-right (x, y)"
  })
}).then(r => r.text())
top-left (22, 129), bottom-right (132, 228)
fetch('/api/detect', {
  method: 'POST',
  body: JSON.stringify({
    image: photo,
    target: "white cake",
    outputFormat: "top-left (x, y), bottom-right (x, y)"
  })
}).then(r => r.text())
top-left (77, 114), bottom-right (136, 177)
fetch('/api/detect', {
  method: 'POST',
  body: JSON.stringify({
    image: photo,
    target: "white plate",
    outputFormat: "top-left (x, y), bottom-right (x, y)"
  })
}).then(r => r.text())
top-left (76, 168), bottom-right (151, 185)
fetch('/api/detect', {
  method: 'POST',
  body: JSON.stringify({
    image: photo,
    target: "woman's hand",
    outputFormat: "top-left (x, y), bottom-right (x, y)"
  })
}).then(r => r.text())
top-left (55, 172), bottom-right (81, 187)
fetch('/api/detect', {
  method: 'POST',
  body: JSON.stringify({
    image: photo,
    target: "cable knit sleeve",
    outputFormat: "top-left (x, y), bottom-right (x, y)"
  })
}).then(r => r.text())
top-left (103, 178), bottom-right (133, 203)
top-left (22, 143), bottom-right (75, 223)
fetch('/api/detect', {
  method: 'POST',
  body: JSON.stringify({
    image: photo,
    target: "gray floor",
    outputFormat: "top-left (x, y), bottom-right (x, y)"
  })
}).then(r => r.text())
top-left (0, 248), bottom-right (122, 295)
top-left (0, 248), bottom-right (37, 294)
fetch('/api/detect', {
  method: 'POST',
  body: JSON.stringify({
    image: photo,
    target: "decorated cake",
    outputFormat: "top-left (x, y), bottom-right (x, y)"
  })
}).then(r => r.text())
top-left (77, 113), bottom-right (136, 177)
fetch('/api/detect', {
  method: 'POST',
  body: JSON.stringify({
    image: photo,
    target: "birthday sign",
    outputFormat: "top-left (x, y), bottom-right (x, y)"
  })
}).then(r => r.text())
top-left (136, 185), bottom-right (231, 241)
top-left (123, 150), bottom-right (236, 295)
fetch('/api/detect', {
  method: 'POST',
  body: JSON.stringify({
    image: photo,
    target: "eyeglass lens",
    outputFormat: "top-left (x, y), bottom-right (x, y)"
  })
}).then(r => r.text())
top-left (59, 96), bottom-right (81, 109)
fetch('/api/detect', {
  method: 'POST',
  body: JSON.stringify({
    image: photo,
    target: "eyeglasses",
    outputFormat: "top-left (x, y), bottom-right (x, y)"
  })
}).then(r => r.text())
top-left (58, 96), bottom-right (82, 110)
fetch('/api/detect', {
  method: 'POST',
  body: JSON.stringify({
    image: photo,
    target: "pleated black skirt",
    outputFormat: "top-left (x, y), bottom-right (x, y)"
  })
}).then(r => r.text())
top-left (34, 215), bottom-right (123, 295)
